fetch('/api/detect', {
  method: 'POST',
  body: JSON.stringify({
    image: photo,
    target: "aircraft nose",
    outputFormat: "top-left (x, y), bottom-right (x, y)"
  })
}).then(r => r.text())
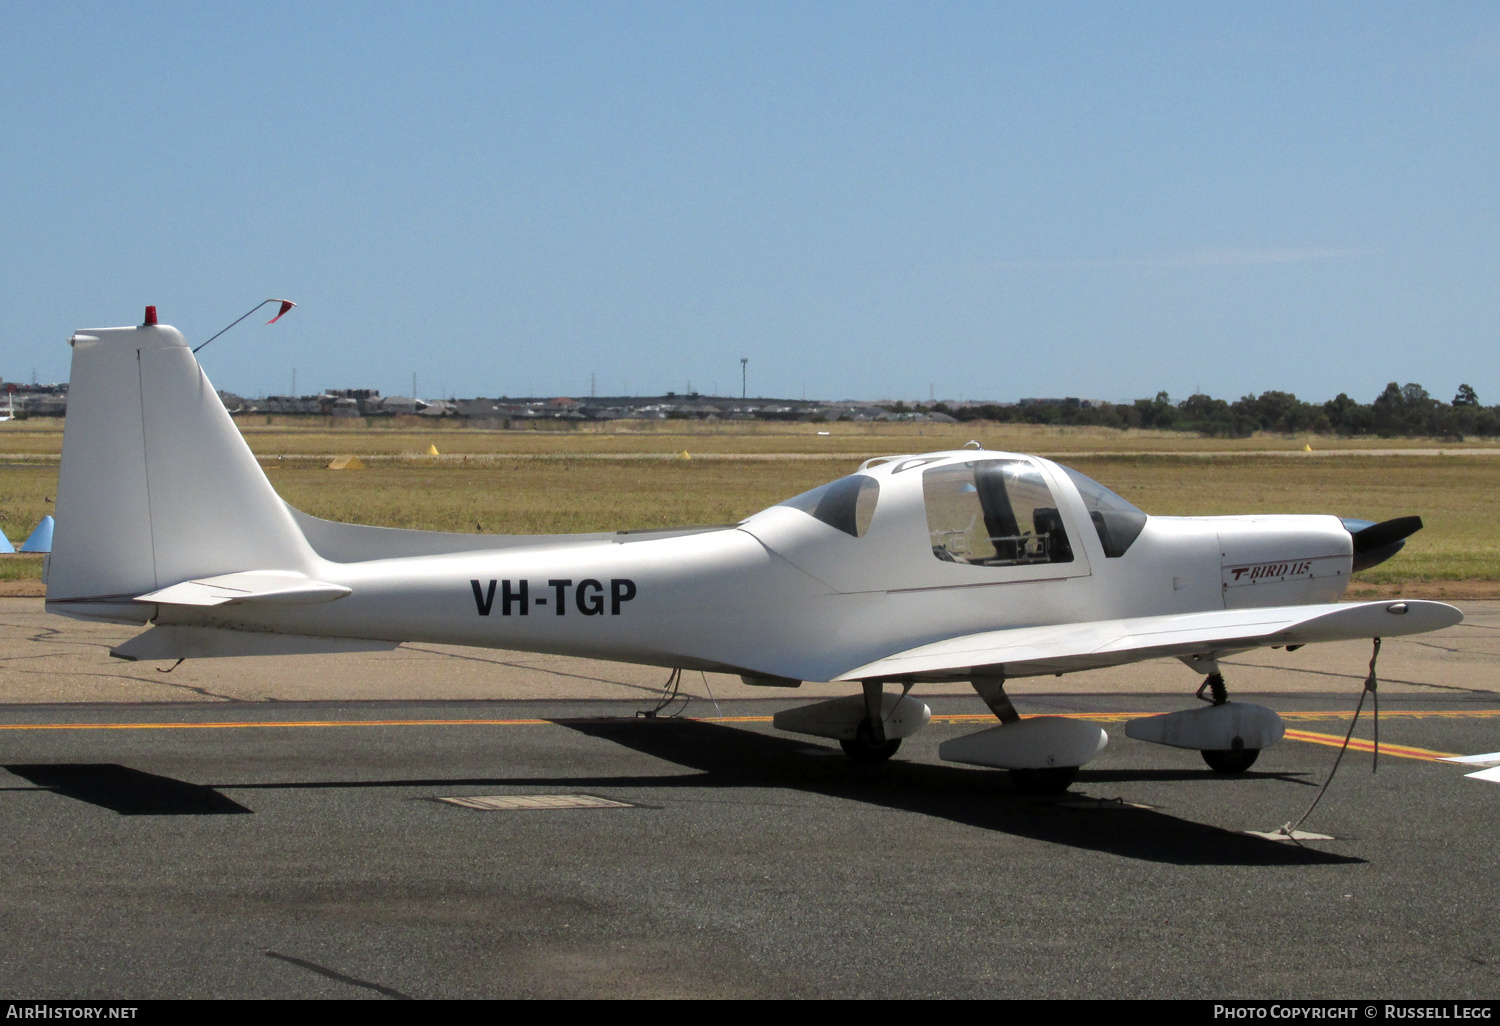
top-left (1341, 515), bottom-right (1424, 573)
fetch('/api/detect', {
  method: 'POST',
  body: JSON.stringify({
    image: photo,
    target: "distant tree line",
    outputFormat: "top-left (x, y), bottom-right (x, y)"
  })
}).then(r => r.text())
top-left (900, 383), bottom-right (1498, 438)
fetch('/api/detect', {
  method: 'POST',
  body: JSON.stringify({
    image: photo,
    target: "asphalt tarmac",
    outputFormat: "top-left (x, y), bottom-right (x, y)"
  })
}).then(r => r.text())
top-left (1, 692), bottom-right (1496, 999)
top-left (3, 598), bottom-right (1498, 703)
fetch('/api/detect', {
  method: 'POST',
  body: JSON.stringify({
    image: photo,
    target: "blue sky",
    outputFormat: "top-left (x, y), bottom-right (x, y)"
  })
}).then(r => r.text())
top-left (2, 2), bottom-right (1497, 403)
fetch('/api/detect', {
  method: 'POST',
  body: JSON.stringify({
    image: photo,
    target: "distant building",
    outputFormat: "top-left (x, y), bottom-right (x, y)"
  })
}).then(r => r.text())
top-left (4, 378), bottom-right (1016, 425)
top-left (376, 395), bottom-right (425, 415)
top-left (1018, 397), bottom-right (1107, 409)
top-left (1, 381), bottom-right (69, 417)
top-left (253, 395), bottom-right (327, 414)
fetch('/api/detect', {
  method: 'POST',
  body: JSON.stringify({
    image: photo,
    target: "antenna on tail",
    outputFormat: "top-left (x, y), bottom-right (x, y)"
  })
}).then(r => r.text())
top-left (194, 299), bottom-right (297, 354)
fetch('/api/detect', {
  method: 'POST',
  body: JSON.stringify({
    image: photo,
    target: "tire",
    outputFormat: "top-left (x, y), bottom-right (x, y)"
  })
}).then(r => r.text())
top-left (840, 721), bottom-right (901, 762)
top-left (1201, 748), bottom-right (1259, 773)
top-left (1008, 766), bottom-right (1079, 795)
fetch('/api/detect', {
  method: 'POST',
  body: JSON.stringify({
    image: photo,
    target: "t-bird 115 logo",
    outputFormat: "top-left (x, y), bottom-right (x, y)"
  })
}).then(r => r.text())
top-left (1223, 560), bottom-right (1315, 586)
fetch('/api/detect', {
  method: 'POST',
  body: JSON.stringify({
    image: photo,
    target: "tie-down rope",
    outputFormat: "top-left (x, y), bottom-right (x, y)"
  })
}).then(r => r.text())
top-left (1279, 636), bottom-right (1381, 842)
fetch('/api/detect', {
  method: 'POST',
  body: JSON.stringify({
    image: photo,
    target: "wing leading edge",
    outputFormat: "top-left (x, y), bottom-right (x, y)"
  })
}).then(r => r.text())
top-left (834, 600), bottom-right (1463, 683)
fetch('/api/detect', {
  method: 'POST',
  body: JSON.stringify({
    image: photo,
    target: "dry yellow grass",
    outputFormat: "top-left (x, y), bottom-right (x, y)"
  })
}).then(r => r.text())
top-left (269, 458), bottom-right (841, 535)
top-left (6, 416), bottom-right (1499, 458)
top-left (1061, 455), bottom-right (1500, 584)
top-left (2, 423), bottom-right (1495, 589)
top-left (0, 462), bottom-right (54, 582)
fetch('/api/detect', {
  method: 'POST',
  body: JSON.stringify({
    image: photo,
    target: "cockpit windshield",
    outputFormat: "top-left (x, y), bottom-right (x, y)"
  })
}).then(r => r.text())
top-left (922, 459), bottom-right (1073, 566)
top-left (1058, 465), bottom-right (1148, 557)
top-left (778, 475), bottom-right (880, 537)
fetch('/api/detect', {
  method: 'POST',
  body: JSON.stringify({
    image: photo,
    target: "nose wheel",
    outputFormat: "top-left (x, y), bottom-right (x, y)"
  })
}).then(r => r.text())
top-left (1196, 672), bottom-right (1259, 773)
top-left (1126, 667), bottom-right (1283, 772)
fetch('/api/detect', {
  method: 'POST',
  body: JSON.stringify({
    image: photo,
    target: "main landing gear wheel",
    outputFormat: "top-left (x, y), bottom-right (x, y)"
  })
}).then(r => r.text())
top-left (1008, 766), bottom-right (1079, 795)
top-left (840, 721), bottom-right (901, 762)
top-left (1201, 748), bottom-right (1259, 774)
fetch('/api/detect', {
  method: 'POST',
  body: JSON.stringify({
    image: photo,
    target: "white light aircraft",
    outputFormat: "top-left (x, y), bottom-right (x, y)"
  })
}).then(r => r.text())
top-left (45, 312), bottom-right (1463, 792)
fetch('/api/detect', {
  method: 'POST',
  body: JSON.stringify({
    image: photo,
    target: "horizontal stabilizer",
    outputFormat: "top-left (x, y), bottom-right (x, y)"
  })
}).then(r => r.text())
top-left (836, 600), bottom-right (1463, 682)
top-left (112, 625), bottom-right (397, 661)
top-left (1463, 766), bottom-right (1500, 785)
top-left (134, 571), bottom-right (351, 607)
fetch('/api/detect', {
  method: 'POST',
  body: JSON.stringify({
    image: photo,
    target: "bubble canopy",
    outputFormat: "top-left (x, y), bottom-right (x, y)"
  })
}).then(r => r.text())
top-left (774, 459), bottom-right (1147, 557)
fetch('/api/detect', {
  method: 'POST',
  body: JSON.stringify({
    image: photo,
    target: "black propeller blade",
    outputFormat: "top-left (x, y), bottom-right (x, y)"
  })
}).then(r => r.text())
top-left (1351, 515), bottom-right (1424, 552)
top-left (1342, 515), bottom-right (1424, 572)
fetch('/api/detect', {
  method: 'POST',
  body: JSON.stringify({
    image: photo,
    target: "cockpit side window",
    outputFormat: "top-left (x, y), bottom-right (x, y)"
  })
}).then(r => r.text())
top-left (922, 460), bottom-right (1073, 566)
top-left (779, 474), bottom-right (880, 537)
top-left (1059, 465), bottom-right (1148, 558)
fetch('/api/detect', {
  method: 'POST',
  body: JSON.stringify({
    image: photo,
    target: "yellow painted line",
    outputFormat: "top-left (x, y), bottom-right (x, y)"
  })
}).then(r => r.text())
top-left (1277, 710), bottom-right (1500, 721)
top-left (924, 711), bottom-right (1500, 725)
top-left (1282, 729), bottom-right (1456, 762)
top-left (0, 708), bottom-right (1492, 734)
top-left (927, 710), bottom-right (1500, 724)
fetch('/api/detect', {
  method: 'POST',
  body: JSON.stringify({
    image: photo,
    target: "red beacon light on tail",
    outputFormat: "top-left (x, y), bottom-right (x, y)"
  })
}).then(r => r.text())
top-left (143, 306), bottom-right (158, 326)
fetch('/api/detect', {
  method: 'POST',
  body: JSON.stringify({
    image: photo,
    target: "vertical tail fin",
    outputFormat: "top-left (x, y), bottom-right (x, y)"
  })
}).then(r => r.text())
top-left (47, 320), bottom-right (315, 621)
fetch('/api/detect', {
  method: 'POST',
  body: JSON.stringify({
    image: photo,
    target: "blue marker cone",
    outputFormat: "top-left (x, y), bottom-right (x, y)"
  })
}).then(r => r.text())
top-left (20, 515), bottom-right (53, 553)
top-left (0, 529), bottom-right (12, 554)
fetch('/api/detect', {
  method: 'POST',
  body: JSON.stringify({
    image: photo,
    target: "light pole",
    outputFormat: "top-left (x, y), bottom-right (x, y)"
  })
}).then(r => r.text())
top-left (740, 358), bottom-right (748, 400)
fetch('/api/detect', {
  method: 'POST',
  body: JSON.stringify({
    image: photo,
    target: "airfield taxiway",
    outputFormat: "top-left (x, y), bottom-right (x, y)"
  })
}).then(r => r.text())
top-left (0, 598), bottom-right (1496, 998)
top-left (2, 598), bottom-right (1497, 704)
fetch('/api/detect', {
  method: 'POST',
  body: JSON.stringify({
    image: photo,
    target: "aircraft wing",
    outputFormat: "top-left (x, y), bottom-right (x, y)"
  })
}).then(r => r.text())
top-left (833, 600), bottom-right (1463, 682)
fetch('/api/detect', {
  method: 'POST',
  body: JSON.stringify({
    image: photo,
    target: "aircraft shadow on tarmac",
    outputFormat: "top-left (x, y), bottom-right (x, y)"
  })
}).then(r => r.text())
top-left (548, 718), bottom-right (1359, 868)
top-left (0, 722), bottom-right (1355, 864)
top-left (3, 763), bottom-right (252, 816)
top-left (1078, 767), bottom-right (1318, 784)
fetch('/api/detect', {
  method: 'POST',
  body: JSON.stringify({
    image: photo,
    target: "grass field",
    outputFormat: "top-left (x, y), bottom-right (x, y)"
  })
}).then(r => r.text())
top-left (5, 417), bottom-right (1500, 457)
top-left (2, 421), bottom-right (1495, 591)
